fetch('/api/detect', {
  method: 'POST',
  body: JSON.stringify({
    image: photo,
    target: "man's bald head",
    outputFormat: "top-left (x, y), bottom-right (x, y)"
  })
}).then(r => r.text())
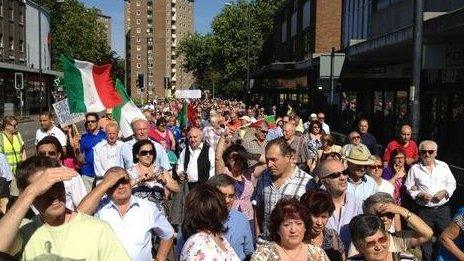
top-left (400, 124), bottom-right (412, 143)
top-left (188, 127), bottom-right (203, 149)
top-left (131, 119), bottom-right (149, 140)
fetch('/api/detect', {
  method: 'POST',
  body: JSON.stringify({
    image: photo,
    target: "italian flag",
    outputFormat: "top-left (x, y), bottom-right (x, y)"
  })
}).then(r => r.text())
top-left (60, 55), bottom-right (122, 113)
top-left (113, 79), bottom-right (146, 138)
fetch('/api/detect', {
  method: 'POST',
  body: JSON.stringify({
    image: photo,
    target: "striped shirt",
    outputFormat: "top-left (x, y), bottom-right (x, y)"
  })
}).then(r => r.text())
top-left (252, 166), bottom-right (312, 240)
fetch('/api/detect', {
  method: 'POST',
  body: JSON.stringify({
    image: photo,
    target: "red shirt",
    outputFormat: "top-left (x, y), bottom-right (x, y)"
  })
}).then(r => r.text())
top-left (383, 139), bottom-right (419, 163)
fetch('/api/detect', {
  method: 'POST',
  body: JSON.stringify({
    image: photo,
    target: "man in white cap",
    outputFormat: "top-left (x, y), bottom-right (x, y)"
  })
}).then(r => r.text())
top-left (345, 147), bottom-right (378, 201)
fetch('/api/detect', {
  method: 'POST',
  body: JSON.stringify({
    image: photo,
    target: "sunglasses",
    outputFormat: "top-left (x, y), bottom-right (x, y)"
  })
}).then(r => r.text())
top-left (139, 150), bottom-right (155, 156)
top-left (364, 235), bottom-right (388, 248)
top-left (369, 165), bottom-right (383, 170)
top-left (378, 212), bottom-right (395, 219)
top-left (318, 117), bottom-right (325, 120)
top-left (420, 150), bottom-right (435, 155)
top-left (38, 151), bottom-right (58, 157)
top-left (113, 177), bottom-right (131, 188)
top-left (351, 136), bottom-right (361, 139)
top-left (323, 171), bottom-right (347, 179)
top-left (86, 120), bottom-right (97, 123)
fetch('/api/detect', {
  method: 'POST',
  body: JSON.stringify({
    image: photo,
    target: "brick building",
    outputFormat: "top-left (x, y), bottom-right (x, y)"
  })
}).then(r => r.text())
top-left (124, 0), bottom-right (194, 101)
top-left (253, 0), bottom-right (343, 109)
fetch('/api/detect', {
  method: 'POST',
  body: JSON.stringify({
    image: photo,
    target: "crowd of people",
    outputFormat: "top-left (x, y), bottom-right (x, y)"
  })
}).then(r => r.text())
top-left (0, 97), bottom-right (462, 261)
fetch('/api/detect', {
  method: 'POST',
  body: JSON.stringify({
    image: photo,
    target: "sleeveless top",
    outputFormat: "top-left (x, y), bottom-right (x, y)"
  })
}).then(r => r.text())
top-left (0, 132), bottom-right (24, 174)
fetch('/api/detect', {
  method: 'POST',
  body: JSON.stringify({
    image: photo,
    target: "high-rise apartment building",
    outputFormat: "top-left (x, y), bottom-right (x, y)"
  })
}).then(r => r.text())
top-left (124, 0), bottom-right (194, 100)
top-left (97, 13), bottom-right (112, 48)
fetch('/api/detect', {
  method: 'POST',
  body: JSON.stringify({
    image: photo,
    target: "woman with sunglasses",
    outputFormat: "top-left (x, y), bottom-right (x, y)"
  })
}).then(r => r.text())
top-left (148, 117), bottom-right (176, 152)
top-left (128, 139), bottom-right (179, 215)
top-left (348, 193), bottom-right (433, 259)
top-left (367, 156), bottom-right (394, 197)
top-left (349, 213), bottom-right (432, 261)
top-left (381, 148), bottom-right (408, 204)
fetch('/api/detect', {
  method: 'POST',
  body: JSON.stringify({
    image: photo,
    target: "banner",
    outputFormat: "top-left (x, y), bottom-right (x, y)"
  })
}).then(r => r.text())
top-left (174, 90), bottom-right (202, 99)
top-left (52, 98), bottom-right (85, 127)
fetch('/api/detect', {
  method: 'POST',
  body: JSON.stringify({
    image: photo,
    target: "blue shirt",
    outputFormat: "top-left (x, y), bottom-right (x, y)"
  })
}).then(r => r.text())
top-left (176, 210), bottom-right (254, 260)
top-left (361, 132), bottom-right (379, 155)
top-left (326, 192), bottom-right (363, 250)
top-left (120, 138), bottom-right (171, 170)
top-left (437, 207), bottom-right (464, 261)
top-left (266, 127), bottom-right (283, 141)
top-left (80, 129), bottom-right (106, 177)
top-left (346, 174), bottom-right (378, 202)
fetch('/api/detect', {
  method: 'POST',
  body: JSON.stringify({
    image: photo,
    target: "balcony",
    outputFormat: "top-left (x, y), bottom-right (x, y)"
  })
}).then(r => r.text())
top-left (172, 7), bottom-right (176, 13)
top-left (171, 14), bottom-right (176, 21)
top-left (172, 33), bottom-right (176, 39)
top-left (172, 59), bottom-right (177, 65)
top-left (171, 68), bottom-right (176, 73)
top-left (171, 40), bottom-right (176, 47)
top-left (171, 25), bottom-right (176, 30)
top-left (171, 0), bottom-right (176, 4)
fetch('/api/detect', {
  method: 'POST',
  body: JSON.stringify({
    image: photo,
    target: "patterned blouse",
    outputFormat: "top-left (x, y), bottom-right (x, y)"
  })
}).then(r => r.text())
top-left (180, 231), bottom-right (240, 261)
top-left (226, 168), bottom-right (256, 221)
top-left (251, 242), bottom-right (329, 261)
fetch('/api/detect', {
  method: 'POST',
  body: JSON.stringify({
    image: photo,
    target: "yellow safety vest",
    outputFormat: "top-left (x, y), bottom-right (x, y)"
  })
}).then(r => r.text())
top-left (0, 132), bottom-right (24, 174)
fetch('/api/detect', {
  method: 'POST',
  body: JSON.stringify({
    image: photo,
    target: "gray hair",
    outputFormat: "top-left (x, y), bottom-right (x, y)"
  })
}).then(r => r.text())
top-left (362, 192), bottom-right (395, 214)
top-left (418, 140), bottom-right (438, 151)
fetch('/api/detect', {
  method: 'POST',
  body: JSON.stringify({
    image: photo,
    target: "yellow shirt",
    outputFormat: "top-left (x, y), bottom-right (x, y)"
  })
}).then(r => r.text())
top-left (17, 213), bottom-right (130, 261)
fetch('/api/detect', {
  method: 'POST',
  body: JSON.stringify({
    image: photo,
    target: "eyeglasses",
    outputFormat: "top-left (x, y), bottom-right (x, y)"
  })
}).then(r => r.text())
top-left (323, 171), bottom-right (347, 179)
top-left (364, 235), bottom-right (388, 248)
top-left (222, 192), bottom-right (236, 200)
top-left (353, 166), bottom-right (366, 172)
top-left (259, 129), bottom-right (268, 134)
top-left (351, 136), bottom-right (361, 140)
top-left (86, 120), bottom-right (97, 123)
top-left (38, 151), bottom-right (58, 157)
top-left (318, 117), bottom-right (325, 120)
top-left (369, 165), bottom-right (383, 170)
top-left (139, 150), bottom-right (155, 156)
top-left (420, 150), bottom-right (435, 155)
top-left (393, 156), bottom-right (405, 160)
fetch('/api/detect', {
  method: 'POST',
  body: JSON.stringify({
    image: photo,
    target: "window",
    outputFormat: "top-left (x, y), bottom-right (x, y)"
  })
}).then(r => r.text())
top-left (136, 1), bottom-right (141, 7)
top-left (136, 37), bottom-right (141, 43)
top-left (136, 19), bottom-right (141, 25)
top-left (136, 10), bottom-right (141, 16)
top-left (137, 54), bottom-right (141, 60)
top-left (136, 63), bottom-right (141, 68)
top-left (136, 28), bottom-right (141, 33)
top-left (0, 34), bottom-right (3, 48)
top-left (19, 40), bottom-right (23, 52)
top-left (302, 0), bottom-right (311, 29)
top-left (9, 37), bottom-right (13, 50)
top-left (281, 20), bottom-right (287, 43)
top-left (291, 11), bottom-right (297, 37)
top-left (9, 8), bottom-right (13, 20)
top-left (136, 45), bottom-right (141, 51)
top-left (0, 2), bottom-right (3, 17)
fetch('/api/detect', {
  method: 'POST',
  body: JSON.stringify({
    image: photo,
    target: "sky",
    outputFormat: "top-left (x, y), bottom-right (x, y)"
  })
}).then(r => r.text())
top-left (80, 0), bottom-right (230, 57)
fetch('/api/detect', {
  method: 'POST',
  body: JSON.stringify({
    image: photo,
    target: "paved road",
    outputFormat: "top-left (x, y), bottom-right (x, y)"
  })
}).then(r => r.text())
top-left (18, 116), bottom-right (40, 156)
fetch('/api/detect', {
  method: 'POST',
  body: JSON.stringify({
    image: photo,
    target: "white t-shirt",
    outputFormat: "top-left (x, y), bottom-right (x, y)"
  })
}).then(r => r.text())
top-left (379, 178), bottom-right (395, 196)
top-left (35, 125), bottom-right (67, 147)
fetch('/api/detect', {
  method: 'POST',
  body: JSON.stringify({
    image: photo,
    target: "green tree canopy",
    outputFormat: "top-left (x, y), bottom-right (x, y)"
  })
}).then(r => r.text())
top-left (41, 0), bottom-right (112, 70)
top-left (178, 0), bottom-right (285, 97)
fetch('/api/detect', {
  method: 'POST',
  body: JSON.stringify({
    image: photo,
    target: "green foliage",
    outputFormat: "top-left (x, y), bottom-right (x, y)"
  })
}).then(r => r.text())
top-left (178, 0), bottom-right (285, 98)
top-left (41, 0), bottom-right (112, 70)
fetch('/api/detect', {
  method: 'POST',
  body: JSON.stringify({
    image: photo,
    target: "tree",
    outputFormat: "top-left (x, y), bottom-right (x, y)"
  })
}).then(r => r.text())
top-left (178, 0), bottom-right (285, 98)
top-left (41, 0), bottom-right (111, 70)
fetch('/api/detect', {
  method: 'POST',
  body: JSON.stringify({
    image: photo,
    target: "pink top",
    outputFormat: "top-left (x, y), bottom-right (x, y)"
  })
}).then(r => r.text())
top-left (225, 168), bottom-right (256, 221)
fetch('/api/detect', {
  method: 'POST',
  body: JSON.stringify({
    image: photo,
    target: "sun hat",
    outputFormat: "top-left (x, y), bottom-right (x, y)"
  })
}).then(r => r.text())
top-left (345, 147), bottom-right (375, 165)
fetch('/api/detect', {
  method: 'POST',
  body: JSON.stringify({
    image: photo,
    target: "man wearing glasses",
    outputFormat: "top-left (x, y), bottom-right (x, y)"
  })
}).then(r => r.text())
top-left (340, 131), bottom-right (371, 158)
top-left (242, 120), bottom-right (269, 167)
top-left (79, 113), bottom-right (107, 192)
top-left (317, 112), bottom-right (330, 134)
top-left (404, 140), bottom-right (456, 261)
top-left (319, 159), bottom-right (362, 250)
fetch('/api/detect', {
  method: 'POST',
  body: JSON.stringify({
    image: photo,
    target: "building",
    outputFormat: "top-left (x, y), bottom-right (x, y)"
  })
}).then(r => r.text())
top-left (0, 0), bottom-right (60, 117)
top-left (252, 0), bottom-right (343, 111)
top-left (333, 0), bottom-right (464, 198)
top-left (97, 13), bottom-right (112, 48)
top-left (124, 0), bottom-right (194, 101)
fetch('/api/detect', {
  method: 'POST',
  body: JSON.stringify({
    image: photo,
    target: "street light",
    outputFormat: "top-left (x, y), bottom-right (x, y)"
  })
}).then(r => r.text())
top-left (225, 1), bottom-right (251, 93)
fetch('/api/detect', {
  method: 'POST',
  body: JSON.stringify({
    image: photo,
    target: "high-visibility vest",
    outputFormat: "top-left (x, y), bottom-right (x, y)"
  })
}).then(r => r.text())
top-left (0, 132), bottom-right (24, 174)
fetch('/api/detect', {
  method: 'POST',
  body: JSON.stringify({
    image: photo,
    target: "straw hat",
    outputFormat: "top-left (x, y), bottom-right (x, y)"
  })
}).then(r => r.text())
top-left (345, 147), bottom-right (375, 165)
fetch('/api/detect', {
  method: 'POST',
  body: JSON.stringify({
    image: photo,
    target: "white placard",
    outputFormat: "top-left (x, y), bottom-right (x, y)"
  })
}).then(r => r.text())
top-left (174, 90), bottom-right (202, 99)
top-left (52, 98), bottom-right (85, 127)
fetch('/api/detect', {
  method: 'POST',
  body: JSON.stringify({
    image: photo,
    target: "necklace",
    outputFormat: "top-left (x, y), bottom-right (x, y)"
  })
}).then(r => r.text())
top-left (281, 243), bottom-right (303, 258)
